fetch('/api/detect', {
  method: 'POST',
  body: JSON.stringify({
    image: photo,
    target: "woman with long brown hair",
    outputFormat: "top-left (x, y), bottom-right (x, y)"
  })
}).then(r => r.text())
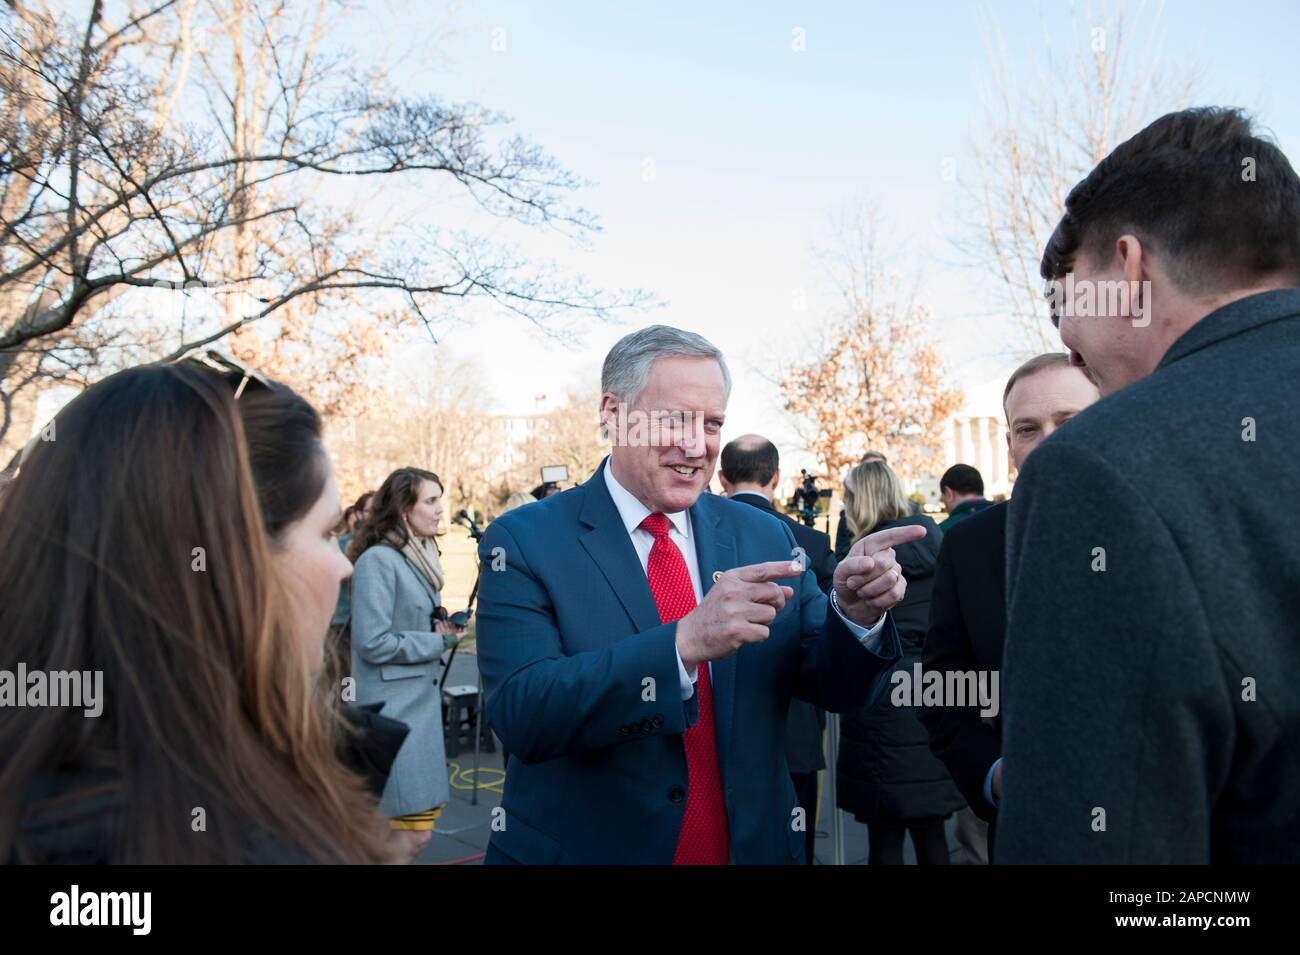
top-left (349, 467), bottom-right (466, 861)
top-left (0, 361), bottom-right (395, 863)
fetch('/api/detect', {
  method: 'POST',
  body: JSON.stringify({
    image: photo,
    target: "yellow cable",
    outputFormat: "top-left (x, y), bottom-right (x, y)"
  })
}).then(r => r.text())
top-left (447, 760), bottom-right (506, 794)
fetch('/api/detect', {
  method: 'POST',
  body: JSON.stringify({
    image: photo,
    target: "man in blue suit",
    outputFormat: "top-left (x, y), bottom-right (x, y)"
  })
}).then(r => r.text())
top-left (476, 325), bottom-right (925, 864)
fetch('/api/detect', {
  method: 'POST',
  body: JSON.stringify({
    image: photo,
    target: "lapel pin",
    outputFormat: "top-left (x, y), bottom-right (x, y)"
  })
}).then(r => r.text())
top-left (712, 571), bottom-right (723, 583)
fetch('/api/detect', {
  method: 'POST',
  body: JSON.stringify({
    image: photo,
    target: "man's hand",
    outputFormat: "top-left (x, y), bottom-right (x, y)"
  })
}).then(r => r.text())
top-left (675, 560), bottom-right (802, 671)
top-left (833, 524), bottom-right (929, 628)
top-left (992, 760), bottom-right (1003, 801)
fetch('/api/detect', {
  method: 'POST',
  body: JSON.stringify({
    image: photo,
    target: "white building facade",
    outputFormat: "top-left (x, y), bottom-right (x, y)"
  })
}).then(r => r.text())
top-left (936, 377), bottom-right (1013, 500)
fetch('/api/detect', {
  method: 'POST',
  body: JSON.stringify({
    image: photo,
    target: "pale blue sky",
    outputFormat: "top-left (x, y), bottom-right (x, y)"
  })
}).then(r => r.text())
top-left (275, 2), bottom-right (1300, 470)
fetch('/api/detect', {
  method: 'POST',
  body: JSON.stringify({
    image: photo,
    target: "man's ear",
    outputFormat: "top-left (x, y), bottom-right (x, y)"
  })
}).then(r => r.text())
top-left (1115, 234), bottom-right (1147, 316)
top-left (769, 468), bottom-right (781, 492)
top-left (598, 392), bottom-right (620, 441)
top-left (718, 472), bottom-right (732, 494)
top-left (1115, 234), bottom-right (1144, 278)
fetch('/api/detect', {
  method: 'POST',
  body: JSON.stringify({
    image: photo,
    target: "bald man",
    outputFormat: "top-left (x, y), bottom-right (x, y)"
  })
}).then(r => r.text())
top-left (718, 433), bottom-right (836, 864)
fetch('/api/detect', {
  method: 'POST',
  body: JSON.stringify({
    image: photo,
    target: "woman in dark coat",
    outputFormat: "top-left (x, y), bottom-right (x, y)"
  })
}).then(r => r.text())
top-left (835, 460), bottom-right (965, 864)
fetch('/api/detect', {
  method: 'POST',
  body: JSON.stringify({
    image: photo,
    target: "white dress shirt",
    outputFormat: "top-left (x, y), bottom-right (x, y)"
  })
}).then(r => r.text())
top-left (602, 462), bottom-right (887, 700)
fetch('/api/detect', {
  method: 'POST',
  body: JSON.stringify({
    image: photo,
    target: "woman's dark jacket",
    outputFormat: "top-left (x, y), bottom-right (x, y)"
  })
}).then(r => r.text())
top-left (8, 704), bottom-right (407, 863)
top-left (835, 513), bottom-right (966, 822)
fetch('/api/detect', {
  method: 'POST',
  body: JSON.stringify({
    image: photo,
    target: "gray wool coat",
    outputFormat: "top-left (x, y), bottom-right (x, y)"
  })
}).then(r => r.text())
top-left (998, 287), bottom-right (1300, 863)
top-left (350, 543), bottom-right (452, 818)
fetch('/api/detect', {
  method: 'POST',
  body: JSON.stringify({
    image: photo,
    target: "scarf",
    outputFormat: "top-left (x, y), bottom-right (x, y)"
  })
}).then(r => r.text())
top-left (386, 524), bottom-right (445, 596)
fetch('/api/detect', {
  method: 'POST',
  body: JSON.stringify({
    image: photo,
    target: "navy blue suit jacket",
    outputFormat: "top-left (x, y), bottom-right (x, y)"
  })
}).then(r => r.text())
top-left (476, 458), bottom-right (901, 864)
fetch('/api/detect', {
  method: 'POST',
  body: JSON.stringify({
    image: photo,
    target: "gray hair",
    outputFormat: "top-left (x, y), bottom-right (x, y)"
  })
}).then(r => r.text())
top-left (601, 325), bottom-right (732, 406)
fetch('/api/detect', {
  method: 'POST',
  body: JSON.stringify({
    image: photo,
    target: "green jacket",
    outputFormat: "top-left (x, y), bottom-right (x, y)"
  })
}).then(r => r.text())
top-left (330, 533), bottom-right (353, 626)
top-left (938, 497), bottom-right (994, 533)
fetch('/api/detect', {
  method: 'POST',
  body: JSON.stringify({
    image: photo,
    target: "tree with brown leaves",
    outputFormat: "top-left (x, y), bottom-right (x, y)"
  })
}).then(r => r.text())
top-left (781, 207), bottom-right (964, 484)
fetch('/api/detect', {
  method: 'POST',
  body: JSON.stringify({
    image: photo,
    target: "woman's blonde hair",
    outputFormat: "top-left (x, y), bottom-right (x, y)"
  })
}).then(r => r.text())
top-left (504, 491), bottom-right (536, 512)
top-left (843, 459), bottom-right (912, 543)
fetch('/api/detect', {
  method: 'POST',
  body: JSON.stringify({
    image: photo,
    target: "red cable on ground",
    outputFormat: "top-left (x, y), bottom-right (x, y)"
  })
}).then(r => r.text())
top-left (435, 852), bottom-right (485, 865)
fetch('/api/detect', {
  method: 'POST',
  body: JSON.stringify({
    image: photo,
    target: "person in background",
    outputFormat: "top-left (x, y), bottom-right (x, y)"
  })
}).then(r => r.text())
top-left (920, 353), bottom-right (1099, 864)
top-left (936, 465), bottom-right (993, 532)
top-left (0, 362), bottom-right (395, 863)
top-left (834, 451), bottom-right (900, 560)
top-left (349, 492), bottom-right (375, 533)
top-left (836, 459), bottom-right (964, 864)
top-left (349, 468), bottom-right (467, 862)
top-left (503, 490), bottom-right (536, 513)
top-left (325, 491), bottom-right (376, 693)
top-left (718, 433), bottom-right (835, 865)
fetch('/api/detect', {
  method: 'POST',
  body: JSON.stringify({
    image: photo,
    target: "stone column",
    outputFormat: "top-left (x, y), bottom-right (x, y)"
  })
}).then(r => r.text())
top-left (969, 417), bottom-right (984, 475)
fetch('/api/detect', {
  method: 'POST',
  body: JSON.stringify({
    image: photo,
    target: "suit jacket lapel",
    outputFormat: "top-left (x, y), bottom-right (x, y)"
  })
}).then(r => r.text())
top-left (578, 461), bottom-right (663, 634)
top-left (690, 493), bottom-right (737, 767)
top-left (577, 466), bottom-right (739, 765)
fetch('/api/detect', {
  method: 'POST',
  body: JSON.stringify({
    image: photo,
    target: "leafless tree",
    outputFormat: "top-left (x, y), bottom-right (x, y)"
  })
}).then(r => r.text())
top-left (0, 0), bottom-right (646, 464)
top-left (505, 387), bottom-right (605, 496)
top-left (324, 352), bottom-right (497, 509)
top-left (957, 1), bottom-right (1198, 356)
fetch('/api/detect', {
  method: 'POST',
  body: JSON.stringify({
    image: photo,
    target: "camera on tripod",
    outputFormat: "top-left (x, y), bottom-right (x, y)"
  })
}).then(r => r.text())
top-left (532, 464), bottom-right (568, 499)
top-left (788, 469), bottom-right (832, 527)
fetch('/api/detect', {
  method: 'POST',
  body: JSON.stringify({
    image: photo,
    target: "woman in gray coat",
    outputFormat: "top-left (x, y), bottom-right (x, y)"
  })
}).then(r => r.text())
top-left (349, 467), bottom-right (467, 861)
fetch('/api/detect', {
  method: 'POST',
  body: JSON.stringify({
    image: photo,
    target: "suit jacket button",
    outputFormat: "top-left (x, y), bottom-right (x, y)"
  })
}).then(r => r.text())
top-left (652, 715), bottom-right (664, 728)
top-left (639, 719), bottom-right (653, 733)
top-left (619, 724), bottom-right (630, 735)
top-left (668, 785), bottom-right (686, 803)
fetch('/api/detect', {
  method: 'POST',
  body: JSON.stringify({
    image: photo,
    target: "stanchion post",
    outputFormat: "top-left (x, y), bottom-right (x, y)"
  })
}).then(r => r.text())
top-left (827, 711), bottom-right (844, 865)
top-left (471, 660), bottom-right (482, 806)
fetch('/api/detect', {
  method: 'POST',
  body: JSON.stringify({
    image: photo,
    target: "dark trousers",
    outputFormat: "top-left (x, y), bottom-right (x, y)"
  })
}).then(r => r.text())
top-left (790, 771), bottom-right (819, 865)
top-left (954, 806), bottom-right (990, 864)
top-left (866, 816), bottom-right (951, 865)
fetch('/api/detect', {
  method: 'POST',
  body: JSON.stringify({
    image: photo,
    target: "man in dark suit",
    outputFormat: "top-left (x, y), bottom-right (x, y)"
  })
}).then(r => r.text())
top-left (476, 325), bottom-right (925, 864)
top-left (719, 436), bottom-right (837, 593)
top-left (999, 107), bottom-right (1300, 862)
top-left (920, 354), bottom-right (1099, 862)
top-left (718, 434), bottom-right (835, 864)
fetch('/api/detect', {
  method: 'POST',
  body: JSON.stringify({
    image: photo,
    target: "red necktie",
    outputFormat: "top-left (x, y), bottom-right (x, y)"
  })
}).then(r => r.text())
top-left (639, 512), bottom-right (729, 865)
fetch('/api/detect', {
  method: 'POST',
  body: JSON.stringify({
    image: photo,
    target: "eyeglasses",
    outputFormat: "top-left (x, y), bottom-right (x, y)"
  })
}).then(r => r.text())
top-left (173, 348), bottom-right (270, 400)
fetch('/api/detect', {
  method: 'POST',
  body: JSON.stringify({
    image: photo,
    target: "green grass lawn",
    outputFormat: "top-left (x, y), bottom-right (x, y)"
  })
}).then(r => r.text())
top-left (436, 524), bottom-right (483, 651)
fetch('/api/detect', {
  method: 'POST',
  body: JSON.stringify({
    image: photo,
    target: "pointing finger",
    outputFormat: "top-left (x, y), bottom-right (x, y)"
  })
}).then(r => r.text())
top-left (732, 560), bottom-right (806, 584)
top-left (859, 524), bottom-right (928, 552)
